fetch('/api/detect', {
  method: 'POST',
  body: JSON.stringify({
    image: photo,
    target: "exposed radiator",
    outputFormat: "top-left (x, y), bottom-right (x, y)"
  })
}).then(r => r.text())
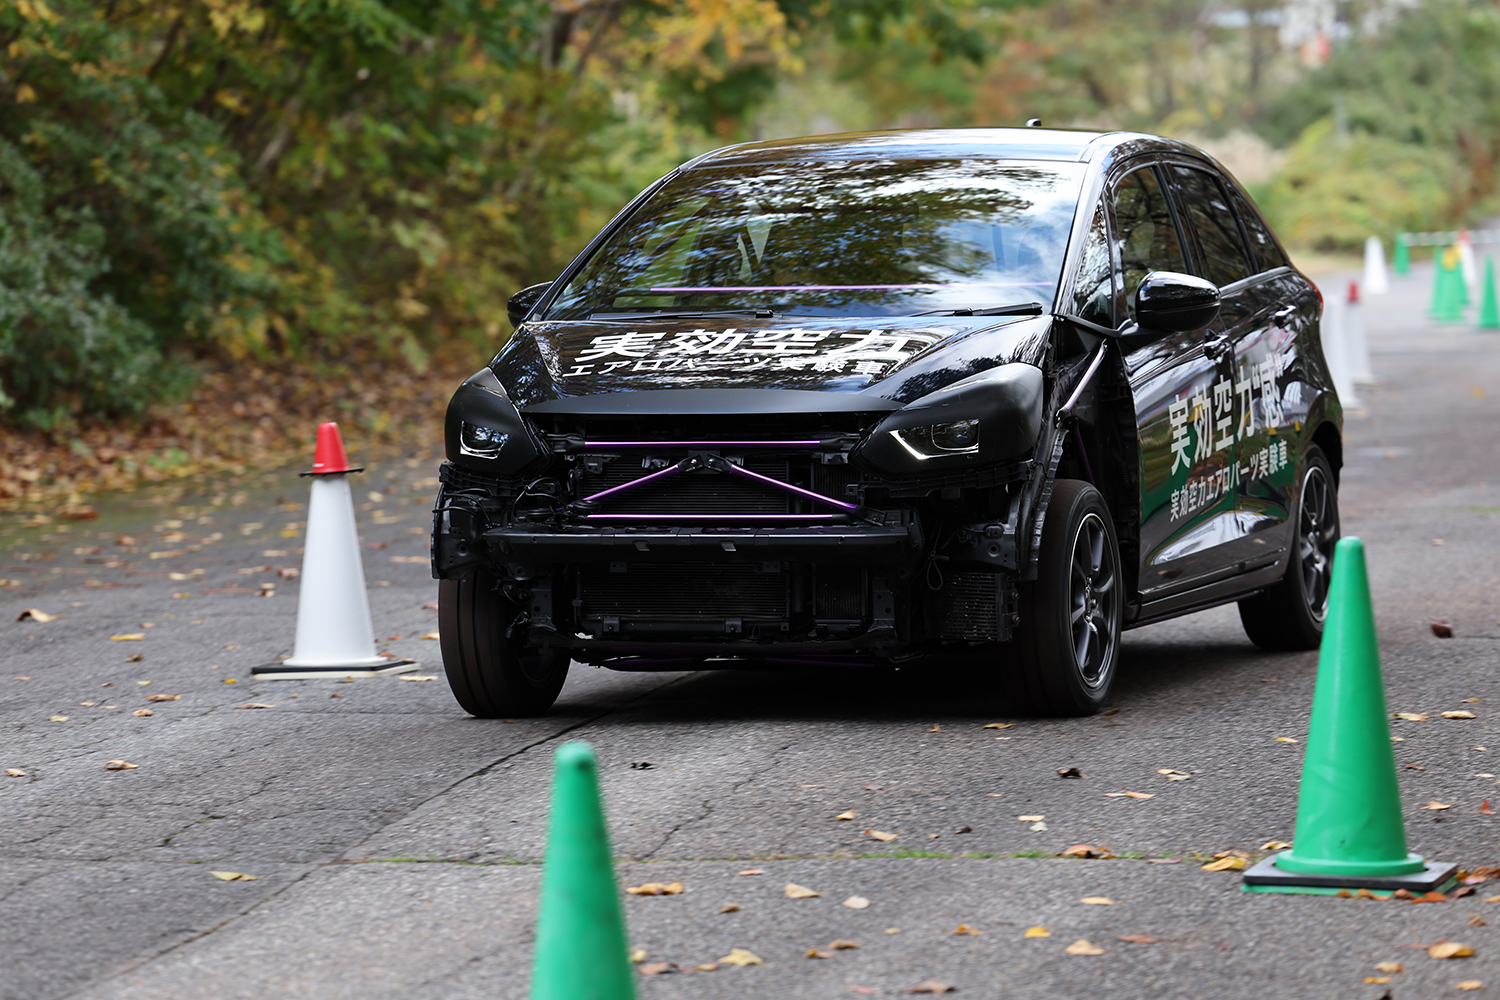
top-left (931, 572), bottom-right (1015, 642)
top-left (579, 563), bottom-right (788, 620)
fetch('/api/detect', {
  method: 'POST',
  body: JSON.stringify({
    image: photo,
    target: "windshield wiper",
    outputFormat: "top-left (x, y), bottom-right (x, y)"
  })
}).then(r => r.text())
top-left (910, 302), bottom-right (1045, 318)
top-left (588, 308), bottom-right (783, 321)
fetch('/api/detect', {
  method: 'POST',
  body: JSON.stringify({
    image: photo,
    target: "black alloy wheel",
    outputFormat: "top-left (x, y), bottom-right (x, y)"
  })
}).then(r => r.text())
top-left (1238, 444), bottom-right (1340, 651)
top-left (439, 570), bottom-right (571, 717)
top-left (1014, 479), bottom-right (1123, 716)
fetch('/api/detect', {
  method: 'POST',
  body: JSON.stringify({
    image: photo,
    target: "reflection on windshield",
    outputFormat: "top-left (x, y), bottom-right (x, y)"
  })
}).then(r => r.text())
top-left (545, 158), bottom-right (1086, 320)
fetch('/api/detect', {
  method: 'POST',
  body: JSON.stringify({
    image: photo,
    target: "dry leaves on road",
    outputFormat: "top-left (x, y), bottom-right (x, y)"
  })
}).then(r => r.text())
top-left (1432, 621), bottom-right (1455, 638)
top-left (1445, 711), bottom-right (1478, 720)
top-left (110, 634), bottom-right (145, 641)
top-left (806, 949), bottom-right (833, 959)
top-left (1060, 844), bottom-right (1115, 859)
top-left (1457, 981), bottom-right (1484, 991)
top-left (16, 608), bottom-right (57, 622)
top-left (1261, 841), bottom-right (1292, 850)
top-left (104, 761), bottom-right (138, 770)
top-left (1374, 962), bottom-right (1403, 973)
top-left (1202, 856), bottom-right (1249, 872)
top-left (718, 948), bottom-right (763, 966)
top-left (1057, 767), bottom-right (1084, 778)
top-left (717, 903), bottom-right (740, 913)
top-left (1081, 897), bottom-right (1116, 905)
top-left (1024, 926), bottom-right (1050, 938)
top-left (420, 632), bottom-right (439, 640)
top-left (146, 694), bottom-right (180, 702)
top-left (1157, 769), bottom-right (1192, 781)
top-left (1430, 942), bottom-right (1475, 959)
top-left (1018, 814), bottom-right (1044, 822)
top-left (1275, 737), bottom-right (1300, 743)
top-left (1105, 791), bottom-right (1155, 799)
top-left (785, 883), bottom-right (820, 898)
top-left (48, 715), bottom-right (68, 722)
top-left (626, 882), bottom-right (683, 896)
top-left (1395, 713), bottom-right (1430, 722)
top-left (830, 940), bottom-right (859, 950)
top-left (5, 769), bottom-right (25, 777)
top-left (1065, 939), bottom-right (1106, 955)
top-left (836, 810), bottom-right (856, 820)
top-left (982, 723), bottom-right (1013, 729)
top-left (953, 924), bottom-right (980, 936)
top-left (864, 830), bottom-right (899, 842)
top-left (843, 896), bottom-right (871, 909)
top-left (209, 872), bottom-right (259, 881)
top-left (1423, 801), bottom-right (1454, 811)
top-left (904, 983), bottom-right (955, 994)
top-left (1117, 935), bottom-right (1160, 944)
top-left (236, 703), bottom-right (277, 710)
top-left (132, 709), bottom-right (153, 717)
top-left (399, 675), bottom-right (438, 682)
top-left (638, 962), bottom-right (679, 975)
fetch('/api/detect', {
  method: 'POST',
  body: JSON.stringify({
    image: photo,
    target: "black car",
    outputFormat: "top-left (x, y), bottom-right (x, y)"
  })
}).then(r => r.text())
top-left (431, 127), bottom-right (1341, 718)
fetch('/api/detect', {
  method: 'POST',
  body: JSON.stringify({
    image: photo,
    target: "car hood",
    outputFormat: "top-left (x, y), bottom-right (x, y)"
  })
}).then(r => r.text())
top-left (495, 314), bottom-right (1053, 411)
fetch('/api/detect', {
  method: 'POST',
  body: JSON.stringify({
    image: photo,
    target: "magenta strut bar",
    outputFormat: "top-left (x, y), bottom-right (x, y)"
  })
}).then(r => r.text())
top-left (586, 440), bottom-right (821, 449)
top-left (583, 514), bottom-right (840, 523)
top-left (725, 462), bottom-right (859, 512)
top-left (574, 463), bottom-right (682, 505)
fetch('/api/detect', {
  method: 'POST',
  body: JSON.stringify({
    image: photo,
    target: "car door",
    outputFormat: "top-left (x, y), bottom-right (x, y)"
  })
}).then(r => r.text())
top-left (1167, 163), bottom-right (1296, 570)
top-left (1111, 162), bottom-right (1242, 597)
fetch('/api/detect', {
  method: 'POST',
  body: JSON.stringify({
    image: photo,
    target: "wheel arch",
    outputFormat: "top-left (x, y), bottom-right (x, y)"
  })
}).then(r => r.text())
top-left (1310, 420), bottom-right (1343, 486)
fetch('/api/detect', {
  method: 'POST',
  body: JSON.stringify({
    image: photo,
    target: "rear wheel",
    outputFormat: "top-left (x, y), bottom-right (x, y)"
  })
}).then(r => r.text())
top-left (439, 571), bottom-right (570, 717)
top-left (1013, 479), bottom-right (1123, 716)
top-left (1238, 445), bottom-right (1339, 651)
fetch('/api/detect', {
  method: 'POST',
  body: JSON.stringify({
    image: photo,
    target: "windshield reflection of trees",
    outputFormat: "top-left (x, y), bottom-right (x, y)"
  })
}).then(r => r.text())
top-left (548, 160), bottom-right (1081, 319)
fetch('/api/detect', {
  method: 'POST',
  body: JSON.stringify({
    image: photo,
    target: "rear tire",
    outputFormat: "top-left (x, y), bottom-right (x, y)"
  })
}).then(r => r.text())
top-left (439, 571), bottom-right (570, 717)
top-left (1238, 445), bottom-right (1339, 651)
top-left (1013, 479), bottom-right (1123, 716)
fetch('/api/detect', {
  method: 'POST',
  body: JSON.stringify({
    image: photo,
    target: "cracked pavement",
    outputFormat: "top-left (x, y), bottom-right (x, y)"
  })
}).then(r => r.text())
top-left (6, 260), bottom-right (1500, 998)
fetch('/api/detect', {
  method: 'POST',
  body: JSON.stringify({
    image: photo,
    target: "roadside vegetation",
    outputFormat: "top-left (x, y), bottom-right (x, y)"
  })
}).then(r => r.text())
top-left (2, 0), bottom-right (1497, 505)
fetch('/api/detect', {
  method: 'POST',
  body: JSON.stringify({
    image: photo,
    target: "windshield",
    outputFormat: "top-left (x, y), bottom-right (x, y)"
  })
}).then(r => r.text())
top-left (543, 158), bottom-right (1087, 320)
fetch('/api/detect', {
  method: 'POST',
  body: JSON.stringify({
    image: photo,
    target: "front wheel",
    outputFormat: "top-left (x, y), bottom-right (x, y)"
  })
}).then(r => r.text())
top-left (1013, 479), bottom-right (1123, 716)
top-left (439, 571), bottom-right (570, 717)
top-left (1238, 444), bottom-right (1339, 651)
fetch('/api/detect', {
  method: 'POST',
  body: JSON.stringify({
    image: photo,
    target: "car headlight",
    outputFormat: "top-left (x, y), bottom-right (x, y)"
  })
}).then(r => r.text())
top-left (459, 422), bottom-right (510, 459)
top-left (444, 368), bottom-right (546, 474)
top-left (854, 363), bottom-right (1043, 476)
top-left (892, 419), bottom-right (981, 460)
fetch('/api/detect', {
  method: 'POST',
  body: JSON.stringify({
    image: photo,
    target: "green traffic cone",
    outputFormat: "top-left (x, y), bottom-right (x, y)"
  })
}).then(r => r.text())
top-left (1393, 234), bottom-right (1410, 275)
top-left (532, 742), bottom-right (636, 1000)
top-left (1243, 538), bottom-right (1456, 895)
top-left (1432, 247), bottom-right (1466, 322)
top-left (1479, 256), bottom-right (1500, 330)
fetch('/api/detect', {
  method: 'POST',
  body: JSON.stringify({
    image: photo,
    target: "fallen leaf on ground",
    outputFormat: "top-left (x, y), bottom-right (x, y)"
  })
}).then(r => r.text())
top-left (626, 882), bottom-right (683, 896)
top-left (210, 872), bottom-right (258, 881)
top-left (1423, 801), bottom-right (1454, 811)
top-left (638, 962), bottom-right (679, 975)
top-left (953, 924), bottom-right (979, 936)
top-left (846, 988), bottom-right (878, 995)
top-left (628, 948), bottom-right (647, 963)
top-left (1430, 943), bottom-right (1475, 959)
top-left (104, 760), bottom-right (138, 770)
top-left (110, 634), bottom-right (145, 641)
top-left (1275, 737), bottom-right (1300, 743)
top-left (718, 903), bottom-right (740, 913)
top-left (806, 949), bottom-right (832, 959)
top-left (785, 883), bottom-right (820, 898)
top-left (1105, 791), bottom-right (1155, 799)
top-left (694, 963), bottom-right (718, 972)
top-left (49, 715), bottom-right (68, 722)
top-left (903, 983), bottom-right (955, 994)
top-left (1486, 895), bottom-right (1500, 903)
top-left (1060, 844), bottom-right (1115, 858)
top-left (1147, 857), bottom-right (1182, 864)
top-left (1018, 814), bottom-right (1044, 822)
top-left (1081, 897), bottom-right (1116, 905)
top-left (420, 632), bottom-right (439, 640)
top-left (843, 896), bottom-right (870, 909)
top-left (1057, 767), bottom-right (1084, 778)
top-left (928, 724), bottom-right (941, 732)
top-left (1396, 713), bottom-right (1430, 722)
top-left (1157, 769), bottom-right (1191, 779)
top-left (1261, 841), bottom-right (1292, 850)
top-left (124, 654), bottom-right (143, 662)
top-left (1117, 935), bottom-right (1160, 944)
top-left (737, 869), bottom-right (763, 876)
top-left (223, 678), bottom-right (237, 684)
top-left (17, 608), bottom-right (57, 622)
top-left (1482, 802), bottom-right (1496, 815)
top-left (5, 768), bottom-right (24, 777)
top-left (1457, 981), bottom-right (1484, 991)
top-left (718, 948), bottom-right (763, 966)
top-left (146, 694), bottom-right (180, 702)
top-left (137, 680), bottom-right (152, 686)
top-left (886, 928), bottom-right (901, 934)
top-left (830, 939), bottom-right (859, 950)
top-left (1432, 621), bottom-right (1454, 638)
top-left (954, 825), bottom-right (972, 834)
top-left (1024, 926), bottom-right (1050, 938)
top-left (236, 703), bottom-right (277, 710)
top-left (1029, 821), bottom-right (1047, 831)
top-left (836, 810), bottom-right (856, 820)
top-left (1202, 857), bottom-right (1248, 871)
top-left (399, 675), bottom-right (438, 682)
top-left (982, 723), bottom-right (1013, 729)
top-left (1445, 711), bottom-right (1478, 719)
top-left (1065, 939), bottom-right (1106, 955)
top-left (865, 830), bottom-right (898, 842)
top-left (1473, 915), bottom-right (1488, 927)
top-left (1374, 962), bottom-right (1403, 973)
top-left (132, 709), bottom-right (153, 717)
top-left (1364, 976), bottom-right (1391, 984)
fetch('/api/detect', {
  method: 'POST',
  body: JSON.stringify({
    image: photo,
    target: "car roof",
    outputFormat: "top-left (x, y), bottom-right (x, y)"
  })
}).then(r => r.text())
top-left (683, 127), bottom-right (1206, 170)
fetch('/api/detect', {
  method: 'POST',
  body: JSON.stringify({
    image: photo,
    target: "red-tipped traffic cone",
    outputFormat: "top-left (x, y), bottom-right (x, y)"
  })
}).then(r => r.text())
top-left (252, 423), bottom-right (419, 679)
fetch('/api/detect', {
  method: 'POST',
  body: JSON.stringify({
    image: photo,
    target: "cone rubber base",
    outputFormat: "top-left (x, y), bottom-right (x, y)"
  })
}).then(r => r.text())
top-left (1241, 854), bottom-right (1457, 894)
top-left (250, 658), bottom-right (420, 680)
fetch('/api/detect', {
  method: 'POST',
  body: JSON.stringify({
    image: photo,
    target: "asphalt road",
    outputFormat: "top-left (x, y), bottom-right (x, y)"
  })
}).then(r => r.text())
top-left (5, 259), bottom-right (1500, 999)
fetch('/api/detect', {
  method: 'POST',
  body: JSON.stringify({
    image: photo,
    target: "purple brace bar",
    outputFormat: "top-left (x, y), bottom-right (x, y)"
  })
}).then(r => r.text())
top-left (583, 514), bottom-right (840, 523)
top-left (725, 462), bottom-right (859, 513)
top-left (587, 440), bottom-right (822, 449)
top-left (574, 463), bottom-right (682, 505)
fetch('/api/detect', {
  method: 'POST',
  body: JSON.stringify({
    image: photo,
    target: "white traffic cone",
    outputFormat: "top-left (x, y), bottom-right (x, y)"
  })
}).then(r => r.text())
top-left (1459, 231), bottom-right (1479, 299)
top-left (1346, 281), bottom-right (1377, 386)
top-left (1322, 293), bottom-right (1360, 408)
top-left (1362, 236), bottom-right (1389, 295)
top-left (252, 423), bottom-right (419, 679)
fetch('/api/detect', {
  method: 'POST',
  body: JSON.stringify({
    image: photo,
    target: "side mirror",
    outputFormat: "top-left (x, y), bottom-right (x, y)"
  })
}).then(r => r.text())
top-left (507, 281), bottom-right (553, 328)
top-left (1134, 271), bottom-right (1221, 333)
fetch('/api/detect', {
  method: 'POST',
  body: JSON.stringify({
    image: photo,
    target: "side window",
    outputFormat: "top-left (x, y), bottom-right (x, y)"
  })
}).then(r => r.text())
top-left (1224, 179), bottom-right (1288, 272)
top-left (1169, 166), bottom-right (1253, 287)
top-left (1071, 204), bottom-right (1114, 326)
top-left (1109, 166), bottom-right (1187, 319)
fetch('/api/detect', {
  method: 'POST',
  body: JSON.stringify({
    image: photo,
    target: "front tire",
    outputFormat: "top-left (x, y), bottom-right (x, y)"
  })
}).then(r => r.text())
top-left (1238, 444), bottom-right (1339, 651)
top-left (1013, 479), bottom-right (1123, 716)
top-left (439, 571), bottom-right (570, 717)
